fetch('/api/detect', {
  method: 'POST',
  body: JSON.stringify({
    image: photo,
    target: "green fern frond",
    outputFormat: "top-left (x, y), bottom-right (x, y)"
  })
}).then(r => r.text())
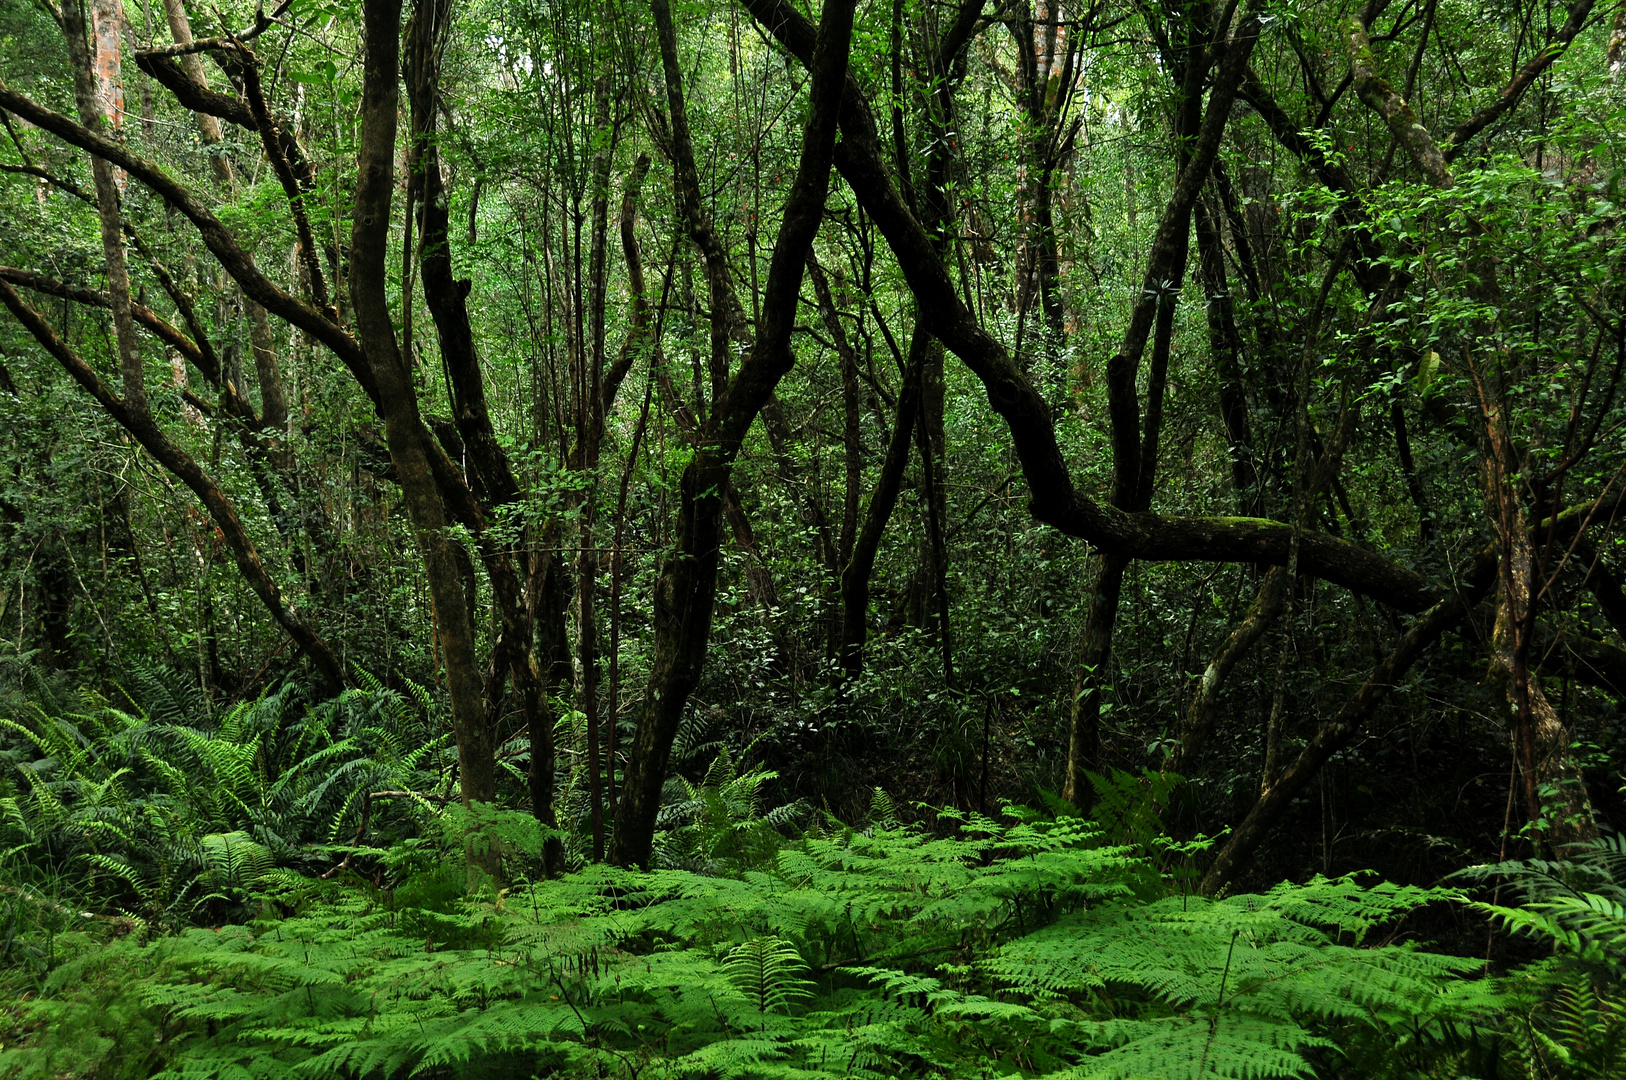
top-left (724, 936), bottom-right (815, 1015)
top-left (1072, 1014), bottom-right (1328, 1079)
top-left (1, 799), bottom-right (1504, 1080)
top-left (868, 787), bottom-right (899, 829)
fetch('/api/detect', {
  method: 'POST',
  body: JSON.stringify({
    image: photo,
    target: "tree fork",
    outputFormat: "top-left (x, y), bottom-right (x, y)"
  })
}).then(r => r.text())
top-left (608, 0), bottom-right (857, 868)
top-left (351, 0), bottom-right (494, 862)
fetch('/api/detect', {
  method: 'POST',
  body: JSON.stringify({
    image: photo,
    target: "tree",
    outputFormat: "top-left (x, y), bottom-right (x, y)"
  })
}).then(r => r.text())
top-left (1, 0), bottom-right (1621, 893)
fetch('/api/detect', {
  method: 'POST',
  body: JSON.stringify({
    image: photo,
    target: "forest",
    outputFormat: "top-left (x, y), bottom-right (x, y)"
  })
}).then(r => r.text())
top-left (0, 0), bottom-right (1624, 1071)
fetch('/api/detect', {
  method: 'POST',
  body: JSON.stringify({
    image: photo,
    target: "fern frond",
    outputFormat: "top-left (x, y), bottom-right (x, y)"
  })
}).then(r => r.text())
top-left (724, 936), bottom-right (814, 1015)
top-left (1073, 1014), bottom-right (1327, 1080)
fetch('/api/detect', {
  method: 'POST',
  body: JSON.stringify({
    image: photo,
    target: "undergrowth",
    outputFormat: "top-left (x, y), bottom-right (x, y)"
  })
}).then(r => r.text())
top-left (0, 678), bottom-right (1614, 1079)
top-left (2, 796), bottom-right (1498, 1079)
top-left (0, 671), bottom-right (446, 940)
top-left (1455, 835), bottom-right (1626, 1077)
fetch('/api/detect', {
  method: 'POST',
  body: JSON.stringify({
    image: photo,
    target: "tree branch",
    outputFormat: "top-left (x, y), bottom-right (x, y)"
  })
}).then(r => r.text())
top-left (0, 82), bottom-right (364, 387)
top-left (0, 276), bottom-right (345, 693)
top-left (1344, 15), bottom-right (1451, 188)
top-left (1445, 0), bottom-right (1597, 158)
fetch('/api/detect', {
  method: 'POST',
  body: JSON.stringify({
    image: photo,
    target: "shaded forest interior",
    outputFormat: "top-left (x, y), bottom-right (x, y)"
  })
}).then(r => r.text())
top-left (2, 0), bottom-right (1626, 1073)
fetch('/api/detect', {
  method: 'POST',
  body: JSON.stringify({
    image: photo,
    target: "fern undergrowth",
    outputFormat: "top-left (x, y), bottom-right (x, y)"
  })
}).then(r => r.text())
top-left (1454, 835), bottom-right (1626, 1078)
top-left (0, 676), bottom-right (1608, 1080)
top-left (0, 671), bottom-right (447, 940)
top-left (3, 794), bottom-right (1503, 1080)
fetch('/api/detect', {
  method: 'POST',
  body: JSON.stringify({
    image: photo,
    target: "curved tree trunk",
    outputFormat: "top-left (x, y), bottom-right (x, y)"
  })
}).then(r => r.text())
top-left (608, 0), bottom-right (857, 868)
top-left (353, 0), bottom-right (494, 866)
top-left (839, 328), bottom-right (924, 680)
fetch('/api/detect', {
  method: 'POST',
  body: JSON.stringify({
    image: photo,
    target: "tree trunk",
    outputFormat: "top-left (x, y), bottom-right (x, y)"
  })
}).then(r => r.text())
top-left (745, 0), bottom-right (1466, 624)
top-left (807, 253), bottom-right (862, 577)
top-left (1475, 366), bottom-right (1596, 843)
top-left (839, 327), bottom-right (924, 680)
top-left (579, 72), bottom-right (614, 862)
top-left (1062, 552), bottom-right (1126, 805)
top-left (1059, 2), bottom-right (1234, 804)
top-left (1193, 191), bottom-right (1259, 514)
top-left (353, 0), bottom-right (494, 869)
top-left (608, 0), bottom-right (856, 868)
top-left (158, 0), bottom-right (234, 188)
top-left (1167, 566), bottom-right (1289, 776)
top-left (62, 0), bottom-right (143, 412)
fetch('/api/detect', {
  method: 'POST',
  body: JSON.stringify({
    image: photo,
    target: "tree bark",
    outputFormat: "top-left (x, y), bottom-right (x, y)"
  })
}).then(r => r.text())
top-left (1171, 343), bottom-right (1362, 777)
top-left (1443, 0), bottom-right (1596, 156)
top-left (158, 0), bottom-right (231, 185)
top-left (904, 6), bottom-right (966, 639)
top-left (1474, 363), bottom-right (1595, 842)
top-left (1194, 191), bottom-right (1260, 514)
top-left (608, 0), bottom-right (856, 868)
top-left (0, 86), bottom-right (374, 398)
top-left (579, 72), bottom-right (615, 862)
top-left (352, 0), bottom-right (494, 847)
top-left (1343, 16), bottom-right (1451, 188)
top-left (146, 2), bottom-right (324, 349)
top-left (649, 340), bottom-right (784, 628)
top-left (61, 0), bottom-right (144, 413)
top-left (839, 327), bottom-right (924, 680)
top-left (1062, 552), bottom-right (1126, 804)
top-left (914, 366), bottom-right (955, 685)
top-left (1008, 0), bottom-right (1078, 349)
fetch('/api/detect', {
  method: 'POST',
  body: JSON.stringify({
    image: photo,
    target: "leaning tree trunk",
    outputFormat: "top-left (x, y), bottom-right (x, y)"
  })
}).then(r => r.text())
top-left (608, 0), bottom-right (857, 868)
top-left (353, 0), bottom-right (495, 864)
top-left (1061, 3), bottom-right (1251, 805)
top-left (838, 328), bottom-right (924, 680)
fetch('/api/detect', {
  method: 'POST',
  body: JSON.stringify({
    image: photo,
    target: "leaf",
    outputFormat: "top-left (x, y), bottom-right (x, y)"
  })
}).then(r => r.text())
top-left (724, 936), bottom-right (814, 1015)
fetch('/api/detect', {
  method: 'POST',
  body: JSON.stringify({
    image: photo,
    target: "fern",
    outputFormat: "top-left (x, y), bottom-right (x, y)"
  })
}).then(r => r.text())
top-left (0, 808), bottom-right (1504, 1080)
top-left (1460, 837), bottom-right (1626, 973)
top-left (0, 676), bottom-right (444, 926)
top-left (1457, 835), bottom-right (1626, 1078)
top-left (726, 935), bottom-right (815, 1015)
top-left (653, 747), bottom-right (808, 874)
